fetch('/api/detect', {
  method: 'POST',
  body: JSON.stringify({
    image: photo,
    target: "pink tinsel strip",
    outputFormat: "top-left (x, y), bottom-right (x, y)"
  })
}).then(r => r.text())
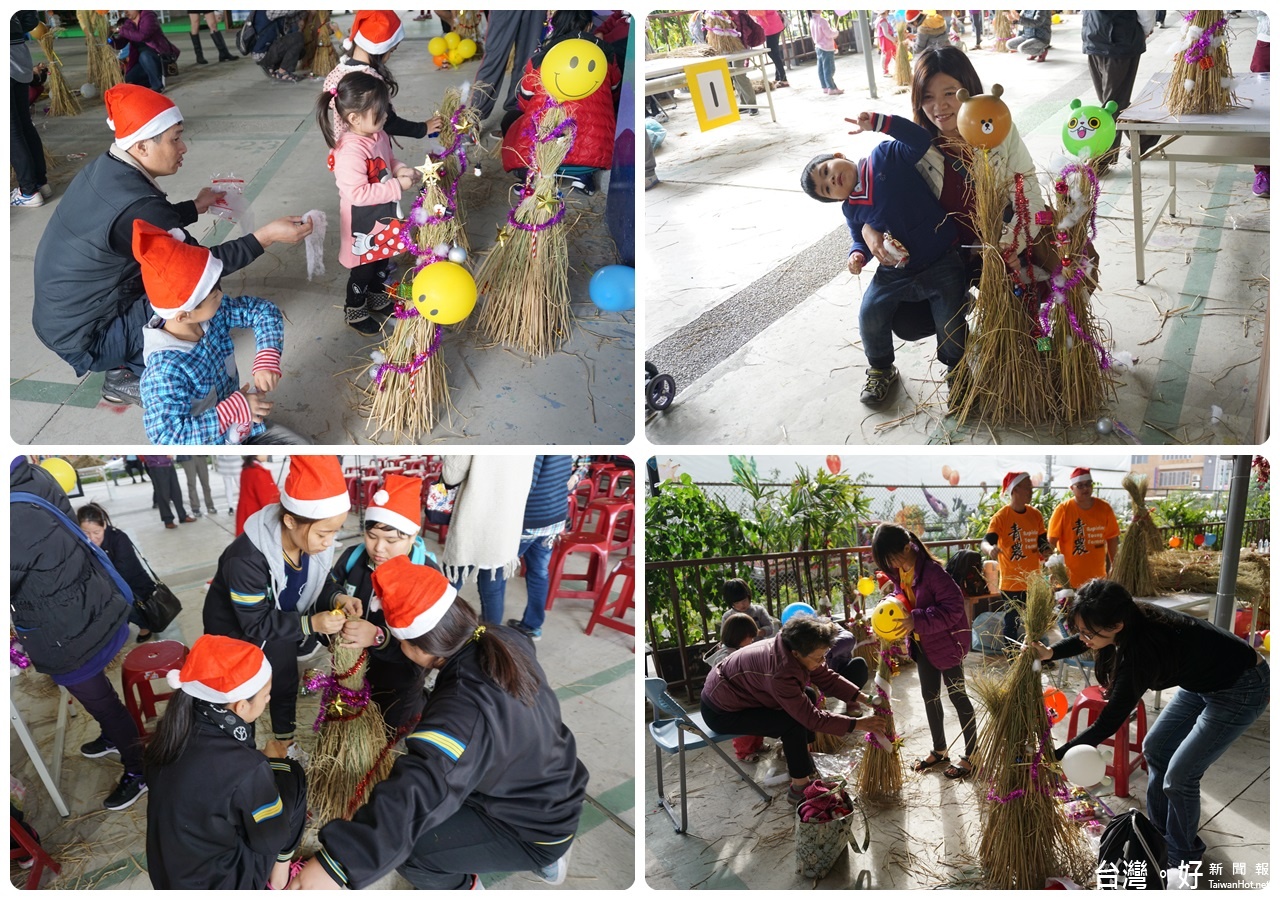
top-left (304, 669), bottom-right (372, 731)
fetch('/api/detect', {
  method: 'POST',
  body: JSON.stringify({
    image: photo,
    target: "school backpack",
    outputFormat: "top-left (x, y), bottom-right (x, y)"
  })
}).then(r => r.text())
top-left (945, 549), bottom-right (988, 597)
top-left (1096, 809), bottom-right (1168, 889)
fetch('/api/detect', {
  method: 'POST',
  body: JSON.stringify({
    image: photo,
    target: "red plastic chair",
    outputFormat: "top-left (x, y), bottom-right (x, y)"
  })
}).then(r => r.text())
top-left (571, 479), bottom-right (598, 530)
top-left (586, 556), bottom-right (636, 639)
top-left (598, 467), bottom-right (633, 498)
top-left (11, 817), bottom-right (60, 888)
top-left (591, 497), bottom-right (635, 554)
top-left (1066, 684), bottom-right (1148, 798)
top-left (546, 507), bottom-right (622, 611)
top-left (122, 640), bottom-right (188, 736)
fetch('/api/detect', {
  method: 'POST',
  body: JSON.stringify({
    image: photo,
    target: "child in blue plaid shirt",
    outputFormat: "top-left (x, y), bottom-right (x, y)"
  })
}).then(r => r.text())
top-left (133, 220), bottom-right (306, 444)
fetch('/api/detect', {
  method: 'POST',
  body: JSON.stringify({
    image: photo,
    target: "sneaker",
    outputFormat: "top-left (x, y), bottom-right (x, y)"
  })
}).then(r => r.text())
top-left (101, 367), bottom-right (143, 406)
top-left (103, 772), bottom-right (148, 811)
top-left (37, 184), bottom-right (52, 200)
top-left (191, 509), bottom-right (203, 518)
top-left (506, 619), bottom-right (542, 641)
top-left (80, 735), bottom-right (120, 758)
top-left (207, 508), bottom-right (219, 515)
top-left (1253, 170), bottom-right (1269, 197)
top-left (786, 783), bottom-right (808, 805)
top-left (859, 365), bottom-right (899, 405)
top-left (644, 174), bottom-right (661, 191)
top-left (535, 847), bottom-right (570, 885)
top-left (11, 188), bottom-right (44, 208)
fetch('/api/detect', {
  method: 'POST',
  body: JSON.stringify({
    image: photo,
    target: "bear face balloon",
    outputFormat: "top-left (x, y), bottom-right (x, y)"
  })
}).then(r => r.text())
top-left (956, 84), bottom-right (1012, 150)
top-left (871, 598), bottom-right (911, 642)
top-left (1062, 98), bottom-right (1119, 160)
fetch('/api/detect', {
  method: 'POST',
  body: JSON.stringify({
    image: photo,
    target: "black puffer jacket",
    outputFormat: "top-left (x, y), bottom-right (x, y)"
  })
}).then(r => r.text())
top-left (1082, 11), bottom-right (1147, 58)
top-left (10, 459), bottom-right (131, 676)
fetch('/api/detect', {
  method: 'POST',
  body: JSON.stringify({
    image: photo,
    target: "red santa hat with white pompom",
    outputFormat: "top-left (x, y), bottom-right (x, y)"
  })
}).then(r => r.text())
top-left (344, 10), bottom-right (404, 55)
top-left (366, 473), bottom-right (424, 536)
top-left (167, 635), bottom-right (271, 704)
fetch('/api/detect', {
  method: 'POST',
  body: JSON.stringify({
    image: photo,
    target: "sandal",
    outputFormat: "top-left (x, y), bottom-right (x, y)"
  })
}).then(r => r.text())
top-left (944, 757), bottom-right (974, 780)
top-left (912, 750), bottom-right (949, 772)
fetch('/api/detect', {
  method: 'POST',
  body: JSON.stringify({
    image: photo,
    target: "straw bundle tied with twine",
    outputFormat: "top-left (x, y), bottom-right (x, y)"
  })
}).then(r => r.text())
top-left (1111, 474), bottom-right (1160, 597)
top-left (992, 11), bottom-right (1013, 49)
top-left (311, 11), bottom-right (338, 77)
top-left (855, 640), bottom-right (903, 802)
top-left (474, 103), bottom-right (574, 357)
top-left (38, 32), bottom-right (80, 117)
top-left (1163, 11), bottom-right (1240, 115)
top-left (306, 631), bottom-right (399, 824)
top-left (948, 147), bottom-right (1053, 427)
top-left (703, 10), bottom-right (747, 56)
top-left (365, 279), bottom-right (449, 441)
top-left (971, 578), bottom-right (1093, 889)
top-left (78, 11), bottom-right (122, 94)
top-left (894, 23), bottom-right (912, 86)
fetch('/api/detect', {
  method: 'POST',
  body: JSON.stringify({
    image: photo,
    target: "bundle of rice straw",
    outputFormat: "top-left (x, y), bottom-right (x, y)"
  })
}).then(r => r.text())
top-left (1043, 161), bottom-right (1113, 426)
top-left (971, 577), bottom-right (1093, 888)
top-left (894, 23), bottom-right (911, 86)
top-left (38, 32), bottom-right (80, 117)
top-left (1111, 474), bottom-right (1160, 597)
top-left (79, 11), bottom-right (122, 94)
top-left (1149, 549), bottom-right (1270, 610)
top-left (306, 635), bottom-right (399, 823)
top-left (436, 85), bottom-right (481, 248)
top-left (948, 141), bottom-right (1053, 427)
top-left (311, 11), bottom-right (338, 77)
top-left (1164, 11), bottom-right (1240, 115)
top-left (703, 10), bottom-right (746, 56)
top-left (474, 103), bottom-right (575, 357)
top-left (992, 11), bottom-right (1013, 50)
top-left (854, 640), bottom-right (903, 802)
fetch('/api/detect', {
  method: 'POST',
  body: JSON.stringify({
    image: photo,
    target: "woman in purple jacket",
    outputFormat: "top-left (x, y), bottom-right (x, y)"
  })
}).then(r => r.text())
top-left (111, 11), bottom-right (180, 93)
top-left (872, 523), bottom-right (977, 779)
top-left (700, 616), bottom-right (887, 804)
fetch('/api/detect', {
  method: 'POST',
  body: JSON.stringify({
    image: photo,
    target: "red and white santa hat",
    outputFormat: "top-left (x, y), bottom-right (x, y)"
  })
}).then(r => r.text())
top-left (366, 474), bottom-right (423, 536)
top-left (372, 555), bottom-right (458, 640)
top-left (166, 634), bottom-right (271, 704)
top-left (1002, 471), bottom-right (1030, 496)
top-left (345, 10), bottom-right (405, 55)
top-left (104, 84), bottom-right (183, 151)
top-left (1069, 467), bottom-right (1093, 486)
top-left (132, 220), bottom-right (223, 319)
top-left (280, 456), bottom-right (351, 520)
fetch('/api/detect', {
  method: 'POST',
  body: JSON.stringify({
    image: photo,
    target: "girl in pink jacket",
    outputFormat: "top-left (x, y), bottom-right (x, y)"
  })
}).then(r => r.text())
top-left (314, 71), bottom-right (421, 334)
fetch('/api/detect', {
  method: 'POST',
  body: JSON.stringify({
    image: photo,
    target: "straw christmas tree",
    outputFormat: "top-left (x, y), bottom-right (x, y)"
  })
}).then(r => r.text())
top-left (992, 11), bottom-right (1013, 51)
top-left (1040, 161), bottom-right (1114, 426)
top-left (1111, 474), bottom-right (1161, 597)
top-left (37, 31), bottom-right (80, 117)
top-left (894, 23), bottom-right (912, 86)
top-left (435, 85), bottom-right (482, 250)
top-left (305, 628), bottom-right (399, 823)
top-left (854, 640), bottom-right (903, 802)
top-left (703, 10), bottom-right (747, 55)
top-left (474, 103), bottom-right (576, 357)
top-left (312, 11), bottom-right (338, 77)
top-left (78, 11), bottom-right (122, 94)
top-left (364, 154), bottom-right (464, 440)
top-left (971, 578), bottom-right (1092, 889)
top-left (1164, 11), bottom-right (1239, 115)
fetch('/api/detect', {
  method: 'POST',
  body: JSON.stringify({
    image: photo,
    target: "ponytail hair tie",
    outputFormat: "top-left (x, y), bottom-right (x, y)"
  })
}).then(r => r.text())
top-left (471, 625), bottom-right (486, 643)
top-left (329, 87), bottom-right (338, 96)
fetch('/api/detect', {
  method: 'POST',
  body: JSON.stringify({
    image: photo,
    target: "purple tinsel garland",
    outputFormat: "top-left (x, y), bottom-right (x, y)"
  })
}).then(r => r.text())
top-left (509, 101), bottom-right (577, 233)
top-left (401, 105), bottom-right (473, 262)
top-left (305, 668), bottom-right (373, 731)
top-left (986, 725), bottom-right (1053, 804)
top-left (372, 302), bottom-right (444, 388)
top-left (1181, 12), bottom-right (1228, 65)
top-left (11, 644), bottom-right (30, 669)
top-left (1037, 163), bottom-right (1113, 370)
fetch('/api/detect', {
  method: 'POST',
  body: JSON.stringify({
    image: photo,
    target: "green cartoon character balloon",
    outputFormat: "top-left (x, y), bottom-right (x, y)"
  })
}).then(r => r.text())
top-left (1063, 98), bottom-right (1119, 160)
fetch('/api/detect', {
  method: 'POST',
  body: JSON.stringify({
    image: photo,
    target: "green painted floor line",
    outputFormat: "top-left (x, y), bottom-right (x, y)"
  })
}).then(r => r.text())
top-left (206, 116), bottom-right (313, 247)
top-left (58, 851), bottom-right (147, 891)
top-left (554, 659), bottom-right (635, 700)
top-left (11, 371), bottom-right (108, 409)
top-left (593, 778), bottom-right (637, 817)
top-left (1137, 165), bottom-right (1246, 442)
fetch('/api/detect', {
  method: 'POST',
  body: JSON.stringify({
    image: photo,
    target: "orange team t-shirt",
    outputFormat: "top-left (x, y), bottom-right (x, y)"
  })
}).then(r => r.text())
top-left (986, 505), bottom-right (1046, 592)
top-left (1048, 498), bottom-right (1120, 588)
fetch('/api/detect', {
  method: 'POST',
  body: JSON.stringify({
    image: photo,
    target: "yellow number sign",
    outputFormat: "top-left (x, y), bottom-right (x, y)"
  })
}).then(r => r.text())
top-left (683, 58), bottom-right (740, 131)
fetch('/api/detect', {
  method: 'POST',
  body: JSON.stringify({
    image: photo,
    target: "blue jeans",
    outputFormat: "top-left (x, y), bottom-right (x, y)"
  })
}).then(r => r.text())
top-left (816, 49), bottom-right (836, 90)
top-left (859, 249), bottom-right (968, 369)
top-left (1143, 659), bottom-right (1269, 867)
top-left (452, 536), bottom-right (555, 628)
top-left (124, 46), bottom-right (165, 91)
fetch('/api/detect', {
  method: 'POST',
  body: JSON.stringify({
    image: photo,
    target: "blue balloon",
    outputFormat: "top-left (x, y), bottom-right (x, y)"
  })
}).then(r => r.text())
top-left (1203, 533), bottom-right (1217, 547)
top-left (781, 602), bottom-right (817, 624)
top-left (588, 265), bottom-right (635, 312)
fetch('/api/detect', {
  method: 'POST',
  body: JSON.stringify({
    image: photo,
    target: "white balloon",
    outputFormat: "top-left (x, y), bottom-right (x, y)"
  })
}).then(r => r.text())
top-left (80, 83), bottom-right (97, 98)
top-left (1061, 745), bottom-right (1106, 786)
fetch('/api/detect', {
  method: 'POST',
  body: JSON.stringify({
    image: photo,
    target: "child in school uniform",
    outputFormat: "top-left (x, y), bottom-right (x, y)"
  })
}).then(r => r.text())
top-left (332, 473), bottom-right (444, 733)
top-left (204, 455), bottom-right (360, 749)
top-left (133, 221), bottom-right (305, 445)
top-left (145, 635), bottom-right (307, 889)
top-left (316, 70), bottom-right (422, 334)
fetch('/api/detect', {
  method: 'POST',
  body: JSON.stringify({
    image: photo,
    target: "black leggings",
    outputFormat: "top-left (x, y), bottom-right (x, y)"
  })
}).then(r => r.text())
top-left (10, 77), bottom-right (46, 194)
top-left (765, 32), bottom-right (787, 82)
top-left (701, 698), bottom-right (815, 778)
top-left (915, 643), bottom-right (978, 758)
top-left (262, 634), bottom-right (316, 740)
top-left (398, 802), bottom-right (566, 889)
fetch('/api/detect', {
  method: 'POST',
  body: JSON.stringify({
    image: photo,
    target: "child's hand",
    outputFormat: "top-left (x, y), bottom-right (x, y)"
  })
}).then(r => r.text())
top-left (253, 368), bottom-right (281, 394)
top-left (310, 609), bottom-right (346, 635)
top-left (395, 168), bottom-right (421, 190)
top-left (286, 858), bottom-right (340, 890)
top-left (241, 387), bottom-right (273, 423)
top-left (335, 593), bottom-right (363, 618)
top-left (862, 225), bottom-right (891, 267)
top-left (845, 112), bottom-right (875, 135)
top-left (426, 114), bottom-right (444, 134)
top-left (847, 251), bottom-right (867, 276)
top-left (340, 617), bottom-right (380, 649)
top-left (193, 187), bottom-right (226, 215)
top-left (269, 859), bottom-right (292, 891)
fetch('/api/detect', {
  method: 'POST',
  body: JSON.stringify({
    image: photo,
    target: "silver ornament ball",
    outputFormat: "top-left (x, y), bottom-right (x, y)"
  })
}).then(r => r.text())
top-left (1096, 417), bottom-right (1114, 435)
top-left (447, 246), bottom-right (467, 263)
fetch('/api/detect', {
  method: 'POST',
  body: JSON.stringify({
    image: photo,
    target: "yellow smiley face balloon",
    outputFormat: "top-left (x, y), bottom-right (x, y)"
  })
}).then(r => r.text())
top-left (411, 261), bottom-right (476, 325)
top-left (871, 598), bottom-right (911, 642)
top-left (540, 38), bottom-right (608, 102)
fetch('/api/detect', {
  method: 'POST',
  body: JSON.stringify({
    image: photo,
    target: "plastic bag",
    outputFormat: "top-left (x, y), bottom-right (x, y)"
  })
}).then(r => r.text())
top-left (208, 174), bottom-right (255, 231)
top-left (645, 117), bottom-right (667, 149)
top-left (302, 209), bottom-right (327, 281)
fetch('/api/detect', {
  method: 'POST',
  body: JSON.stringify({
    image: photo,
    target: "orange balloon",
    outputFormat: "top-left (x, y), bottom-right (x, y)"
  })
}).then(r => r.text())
top-left (947, 471), bottom-right (960, 486)
top-left (1043, 686), bottom-right (1068, 724)
top-left (1169, 535), bottom-right (1183, 549)
top-left (941, 465), bottom-right (954, 480)
top-left (956, 84), bottom-right (1012, 150)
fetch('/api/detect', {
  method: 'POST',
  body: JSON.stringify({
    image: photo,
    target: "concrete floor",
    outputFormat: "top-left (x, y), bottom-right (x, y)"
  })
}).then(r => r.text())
top-left (644, 13), bottom-right (1269, 445)
top-left (10, 14), bottom-right (634, 444)
top-left (644, 637), bottom-right (1270, 890)
top-left (9, 458), bottom-right (635, 890)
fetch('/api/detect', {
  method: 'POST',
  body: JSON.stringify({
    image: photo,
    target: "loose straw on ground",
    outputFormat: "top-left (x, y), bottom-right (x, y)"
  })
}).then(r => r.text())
top-left (1163, 10), bottom-right (1240, 115)
top-left (474, 103), bottom-right (574, 357)
top-left (1112, 474), bottom-right (1160, 597)
top-left (38, 32), bottom-right (80, 117)
top-left (971, 578), bottom-right (1093, 888)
